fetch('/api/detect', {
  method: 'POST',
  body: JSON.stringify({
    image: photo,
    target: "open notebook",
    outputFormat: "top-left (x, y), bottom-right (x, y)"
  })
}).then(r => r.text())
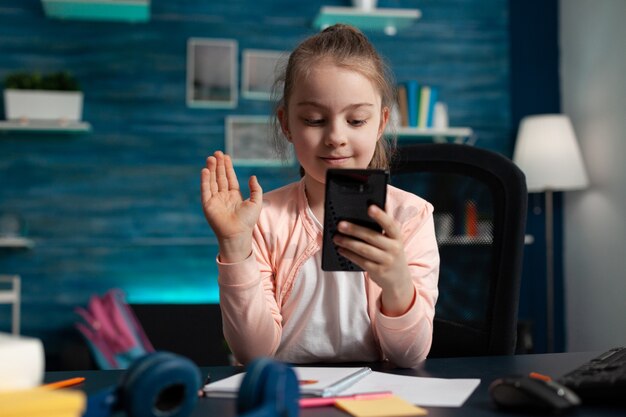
top-left (203, 366), bottom-right (371, 398)
top-left (203, 366), bottom-right (480, 407)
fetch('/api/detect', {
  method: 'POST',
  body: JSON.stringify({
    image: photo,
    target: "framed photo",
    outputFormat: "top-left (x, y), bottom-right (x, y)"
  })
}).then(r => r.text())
top-left (187, 38), bottom-right (237, 108)
top-left (241, 49), bottom-right (286, 100)
top-left (225, 115), bottom-right (294, 166)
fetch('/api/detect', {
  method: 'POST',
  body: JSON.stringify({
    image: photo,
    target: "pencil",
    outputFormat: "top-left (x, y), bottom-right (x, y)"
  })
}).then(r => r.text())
top-left (42, 377), bottom-right (85, 390)
top-left (300, 391), bottom-right (393, 408)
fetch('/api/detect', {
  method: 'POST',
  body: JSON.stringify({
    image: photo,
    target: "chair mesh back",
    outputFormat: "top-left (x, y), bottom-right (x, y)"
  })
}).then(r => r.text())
top-left (392, 172), bottom-right (496, 329)
top-left (391, 144), bottom-right (527, 357)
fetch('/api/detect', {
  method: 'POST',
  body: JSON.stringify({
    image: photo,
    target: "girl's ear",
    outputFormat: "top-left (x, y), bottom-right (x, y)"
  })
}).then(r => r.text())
top-left (377, 106), bottom-right (390, 140)
top-left (277, 106), bottom-right (292, 143)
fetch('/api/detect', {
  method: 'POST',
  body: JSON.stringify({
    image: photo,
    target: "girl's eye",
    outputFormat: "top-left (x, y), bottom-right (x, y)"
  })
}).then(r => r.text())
top-left (349, 119), bottom-right (367, 127)
top-left (304, 118), bottom-right (324, 126)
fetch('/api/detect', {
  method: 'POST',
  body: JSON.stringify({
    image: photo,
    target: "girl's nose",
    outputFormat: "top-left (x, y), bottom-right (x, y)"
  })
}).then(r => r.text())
top-left (324, 121), bottom-right (347, 147)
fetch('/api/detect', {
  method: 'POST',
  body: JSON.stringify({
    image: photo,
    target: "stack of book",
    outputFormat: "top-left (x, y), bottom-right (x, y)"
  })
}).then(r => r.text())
top-left (396, 81), bottom-right (439, 128)
top-left (0, 388), bottom-right (86, 417)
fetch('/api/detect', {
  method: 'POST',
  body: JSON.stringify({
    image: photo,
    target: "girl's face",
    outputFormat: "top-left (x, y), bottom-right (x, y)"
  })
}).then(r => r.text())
top-left (279, 61), bottom-right (389, 188)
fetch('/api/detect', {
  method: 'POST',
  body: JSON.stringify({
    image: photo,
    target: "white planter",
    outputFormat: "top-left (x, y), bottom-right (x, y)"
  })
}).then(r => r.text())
top-left (4, 89), bottom-right (83, 121)
top-left (352, 0), bottom-right (378, 11)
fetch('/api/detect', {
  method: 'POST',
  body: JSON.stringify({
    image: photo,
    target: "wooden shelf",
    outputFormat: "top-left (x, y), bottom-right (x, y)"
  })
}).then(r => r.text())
top-left (313, 6), bottom-right (421, 36)
top-left (0, 120), bottom-right (91, 133)
top-left (41, 0), bottom-right (150, 22)
top-left (0, 237), bottom-right (35, 249)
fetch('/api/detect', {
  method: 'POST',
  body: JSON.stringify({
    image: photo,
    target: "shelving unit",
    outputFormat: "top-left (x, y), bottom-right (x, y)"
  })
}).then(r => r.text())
top-left (0, 235), bottom-right (30, 334)
top-left (0, 275), bottom-right (21, 335)
top-left (438, 235), bottom-right (492, 245)
top-left (392, 127), bottom-right (475, 144)
top-left (41, 0), bottom-right (150, 22)
top-left (438, 234), bottom-right (534, 246)
top-left (313, 6), bottom-right (421, 36)
top-left (0, 120), bottom-right (91, 134)
top-left (0, 237), bottom-right (35, 249)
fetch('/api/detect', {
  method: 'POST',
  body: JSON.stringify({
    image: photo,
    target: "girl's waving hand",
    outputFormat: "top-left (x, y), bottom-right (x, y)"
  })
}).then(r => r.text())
top-left (201, 151), bottom-right (263, 262)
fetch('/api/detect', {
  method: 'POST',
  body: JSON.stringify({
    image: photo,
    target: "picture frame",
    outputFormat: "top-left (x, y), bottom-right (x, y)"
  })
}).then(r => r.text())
top-left (241, 49), bottom-right (286, 100)
top-left (225, 115), bottom-right (294, 166)
top-left (187, 38), bottom-right (237, 108)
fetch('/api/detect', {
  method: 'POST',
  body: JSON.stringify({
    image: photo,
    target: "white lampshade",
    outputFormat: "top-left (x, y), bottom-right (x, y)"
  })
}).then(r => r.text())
top-left (513, 114), bottom-right (589, 192)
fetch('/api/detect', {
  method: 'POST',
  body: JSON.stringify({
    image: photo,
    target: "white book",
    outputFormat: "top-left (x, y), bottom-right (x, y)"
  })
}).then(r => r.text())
top-left (203, 366), bottom-right (371, 398)
top-left (418, 85), bottom-right (431, 128)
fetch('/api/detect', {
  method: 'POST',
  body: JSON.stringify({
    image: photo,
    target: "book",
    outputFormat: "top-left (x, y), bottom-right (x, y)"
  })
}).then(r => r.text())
top-left (204, 367), bottom-right (480, 407)
top-left (203, 366), bottom-right (372, 398)
top-left (404, 80), bottom-right (419, 127)
top-left (418, 85), bottom-right (431, 128)
top-left (426, 86), bottom-right (439, 128)
top-left (396, 84), bottom-right (408, 127)
top-left (0, 388), bottom-right (86, 417)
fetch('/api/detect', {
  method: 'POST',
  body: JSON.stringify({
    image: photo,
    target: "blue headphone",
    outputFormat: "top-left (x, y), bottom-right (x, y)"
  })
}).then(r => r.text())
top-left (237, 357), bottom-right (300, 417)
top-left (84, 351), bottom-right (201, 417)
top-left (84, 353), bottom-right (298, 417)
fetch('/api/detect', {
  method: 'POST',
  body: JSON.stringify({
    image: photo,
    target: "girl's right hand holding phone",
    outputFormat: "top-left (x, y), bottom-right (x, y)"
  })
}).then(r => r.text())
top-left (201, 151), bottom-right (263, 263)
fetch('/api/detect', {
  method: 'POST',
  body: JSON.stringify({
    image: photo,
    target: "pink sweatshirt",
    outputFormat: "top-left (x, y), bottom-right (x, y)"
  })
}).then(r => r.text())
top-left (217, 179), bottom-right (439, 368)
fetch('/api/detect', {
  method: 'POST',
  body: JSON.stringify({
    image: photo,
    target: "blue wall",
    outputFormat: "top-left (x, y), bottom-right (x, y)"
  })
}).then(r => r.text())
top-left (0, 0), bottom-right (513, 360)
top-left (509, 0), bottom-right (564, 353)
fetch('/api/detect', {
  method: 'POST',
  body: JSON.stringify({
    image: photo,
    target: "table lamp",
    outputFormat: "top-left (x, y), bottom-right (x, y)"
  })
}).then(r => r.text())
top-left (513, 114), bottom-right (589, 353)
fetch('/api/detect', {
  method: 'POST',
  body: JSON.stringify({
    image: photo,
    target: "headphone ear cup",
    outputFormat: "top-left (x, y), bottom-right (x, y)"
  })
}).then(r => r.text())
top-left (237, 358), bottom-right (299, 417)
top-left (119, 351), bottom-right (201, 417)
top-left (237, 357), bottom-right (274, 413)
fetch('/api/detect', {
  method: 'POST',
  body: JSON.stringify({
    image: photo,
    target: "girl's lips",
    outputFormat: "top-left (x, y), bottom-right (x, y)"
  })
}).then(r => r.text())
top-left (320, 156), bottom-right (350, 165)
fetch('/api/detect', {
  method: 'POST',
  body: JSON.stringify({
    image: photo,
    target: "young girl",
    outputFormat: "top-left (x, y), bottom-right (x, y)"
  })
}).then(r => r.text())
top-left (201, 24), bottom-right (439, 368)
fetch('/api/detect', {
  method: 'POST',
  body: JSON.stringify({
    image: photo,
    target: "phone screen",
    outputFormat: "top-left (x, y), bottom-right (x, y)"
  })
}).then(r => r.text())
top-left (321, 169), bottom-right (388, 271)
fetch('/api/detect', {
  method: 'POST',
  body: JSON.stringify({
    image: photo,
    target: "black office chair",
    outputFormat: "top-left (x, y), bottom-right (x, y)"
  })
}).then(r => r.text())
top-left (391, 143), bottom-right (527, 357)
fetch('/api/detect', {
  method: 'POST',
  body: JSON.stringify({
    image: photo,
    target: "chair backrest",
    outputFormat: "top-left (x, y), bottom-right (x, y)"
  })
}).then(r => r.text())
top-left (391, 143), bottom-right (527, 357)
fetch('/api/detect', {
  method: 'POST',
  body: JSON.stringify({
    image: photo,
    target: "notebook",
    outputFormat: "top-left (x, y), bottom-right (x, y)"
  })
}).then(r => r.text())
top-left (203, 366), bottom-right (371, 398)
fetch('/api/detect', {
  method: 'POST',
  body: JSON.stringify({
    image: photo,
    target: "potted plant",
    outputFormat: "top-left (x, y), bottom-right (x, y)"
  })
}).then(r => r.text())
top-left (3, 71), bottom-right (84, 122)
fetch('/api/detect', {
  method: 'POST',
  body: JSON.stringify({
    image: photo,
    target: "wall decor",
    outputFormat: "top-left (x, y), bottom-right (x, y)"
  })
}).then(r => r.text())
top-left (187, 38), bottom-right (238, 108)
top-left (225, 115), bottom-right (294, 166)
top-left (241, 49), bottom-right (286, 100)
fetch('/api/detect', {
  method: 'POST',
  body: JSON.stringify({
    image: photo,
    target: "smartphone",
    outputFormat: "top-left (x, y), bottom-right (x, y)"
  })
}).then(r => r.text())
top-left (321, 168), bottom-right (389, 271)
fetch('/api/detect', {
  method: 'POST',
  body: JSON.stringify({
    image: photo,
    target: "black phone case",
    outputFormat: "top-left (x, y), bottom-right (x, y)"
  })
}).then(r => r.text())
top-left (321, 169), bottom-right (388, 271)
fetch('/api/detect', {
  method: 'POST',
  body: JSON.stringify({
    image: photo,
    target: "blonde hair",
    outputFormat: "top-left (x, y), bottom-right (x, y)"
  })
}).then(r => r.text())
top-left (271, 24), bottom-right (397, 171)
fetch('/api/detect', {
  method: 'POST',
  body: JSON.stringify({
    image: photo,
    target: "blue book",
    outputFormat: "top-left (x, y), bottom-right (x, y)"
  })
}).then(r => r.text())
top-left (426, 87), bottom-right (439, 128)
top-left (405, 80), bottom-right (419, 127)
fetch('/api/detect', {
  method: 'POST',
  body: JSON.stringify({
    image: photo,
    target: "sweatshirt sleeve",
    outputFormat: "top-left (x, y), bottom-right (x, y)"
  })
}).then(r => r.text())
top-left (371, 197), bottom-right (440, 368)
top-left (217, 229), bottom-right (283, 365)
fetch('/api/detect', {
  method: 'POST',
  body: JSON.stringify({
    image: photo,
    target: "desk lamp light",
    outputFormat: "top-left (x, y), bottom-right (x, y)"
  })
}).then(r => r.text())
top-left (513, 114), bottom-right (589, 353)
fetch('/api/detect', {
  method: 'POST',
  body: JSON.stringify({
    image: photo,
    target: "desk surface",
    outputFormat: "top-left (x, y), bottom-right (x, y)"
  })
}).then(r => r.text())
top-left (46, 351), bottom-right (621, 417)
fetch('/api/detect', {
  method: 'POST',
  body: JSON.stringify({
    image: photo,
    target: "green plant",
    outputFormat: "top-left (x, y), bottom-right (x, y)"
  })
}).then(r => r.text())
top-left (3, 71), bottom-right (80, 91)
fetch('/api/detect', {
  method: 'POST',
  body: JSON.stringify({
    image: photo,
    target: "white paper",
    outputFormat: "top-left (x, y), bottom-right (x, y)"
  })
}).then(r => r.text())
top-left (203, 366), bottom-right (371, 397)
top-left (341, 371), bottom-right (480, 407)
top-left (203, 366), bottom-right (479, 407)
